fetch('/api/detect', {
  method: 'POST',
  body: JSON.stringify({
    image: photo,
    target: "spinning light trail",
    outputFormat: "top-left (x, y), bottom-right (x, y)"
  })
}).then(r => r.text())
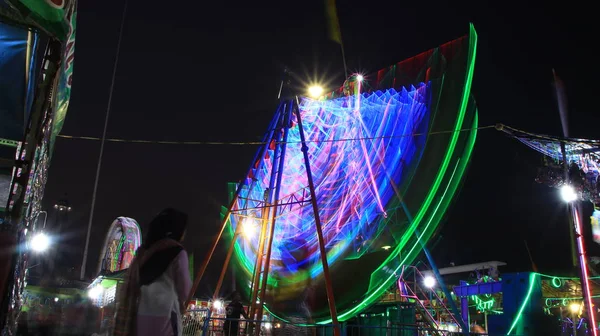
top-left (231, 85), bottom-right (430, 281)
top-left (202, 24), bottom-right (480, 323)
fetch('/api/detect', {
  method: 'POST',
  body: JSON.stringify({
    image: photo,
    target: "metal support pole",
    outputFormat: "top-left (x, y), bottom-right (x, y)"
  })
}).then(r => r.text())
top-left (562, 142), bottom-right (597, 335)
top-left (213, 228), bottom-right (240, 300)
top-left (254, 103), bottom-right (292, 329)
top-left (253, 200), bottom-right (278, 336)
top-left (248, 104), bottom-right (289, 335)
top-left (293, 102), bottom-right (341, 336)
top-left (562, 142), bottom-right (578, 268)
top-left (248, 196), bottom-right (271, 329)
top-left (81, 0), bottom-right (128, 280)
top-left (484, 310), bottom-right (488, 334)
top-left (572, 205), bottom-right (597, 335)
top-left (460, 296), bottom-right (469, 329)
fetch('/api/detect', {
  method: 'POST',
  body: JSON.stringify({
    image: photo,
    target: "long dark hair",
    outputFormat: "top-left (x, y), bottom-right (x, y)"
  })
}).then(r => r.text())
top-left (144, 208), bottom-right (188, 247)
top-left (138, 208), bottom-right (188, 284)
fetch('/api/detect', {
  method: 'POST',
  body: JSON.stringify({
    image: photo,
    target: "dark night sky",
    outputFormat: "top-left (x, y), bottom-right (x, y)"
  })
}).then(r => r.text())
top-left (40, 0), bottom-right (600, 292)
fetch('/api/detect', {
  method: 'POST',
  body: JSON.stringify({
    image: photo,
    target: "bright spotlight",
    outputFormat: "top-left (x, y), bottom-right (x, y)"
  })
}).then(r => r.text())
top-left (54, 297), bottom-right (59, 302)
top-left (382, 245), bottom-right (392, 250)
top-left (213, 300), bottom-right (223, 310)
top-left (30, 232), bottom-right (50, 253)
top-left (88, 286), bottom-right (103, 300)
top-left (570, 302), bottom-right (581, 314)
top-left (561, 185), bottom-right (577, 203)
top-left (423, 275), bottom-right (436, 289)
top-left (241, 218), bottom-right (257, 239)
top-left (356, 74), bottom-right (364, 82)
top-left (308, 85), bottom-right (324, 98)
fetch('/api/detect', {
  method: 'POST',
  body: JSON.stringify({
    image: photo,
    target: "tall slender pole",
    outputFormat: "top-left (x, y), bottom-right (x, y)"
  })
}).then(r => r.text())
top-left (254, 103), bottom-right (292, 329)
top-left (248, 105), bottom-right (288, 332)
top-left (213, 229), bottom-right (240, 300)
top-left (339, 42), bottom-right (348, 78)
top-left (80, 0), bottom-right (128, 281)
top-left (293, 102), bottom-right (340, 336)
top-left (561, 142), bottom-right (578, 268)
top-left (562, 142), bottom-right (597, 335)
top-left (248, 196), bottom-right (271, 324)
top-left (572, 207), bottom-right (597, 335)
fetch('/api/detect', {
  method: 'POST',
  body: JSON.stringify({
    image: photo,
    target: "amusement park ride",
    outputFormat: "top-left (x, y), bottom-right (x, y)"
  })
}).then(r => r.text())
top-left (188, 24), bottom-right (479, 335)
top-left (184, 23), bottom-right (600, 334)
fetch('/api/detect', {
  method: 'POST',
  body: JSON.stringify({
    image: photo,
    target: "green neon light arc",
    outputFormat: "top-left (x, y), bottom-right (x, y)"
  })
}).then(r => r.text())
top-left (551, 277), bottom-right (562, 288)
top-left (244, 24), bottom-right (479, 324)
top-left (506, 273), bottom-right (537, 336)
top-left (507, 272), bottom-right (598, 334)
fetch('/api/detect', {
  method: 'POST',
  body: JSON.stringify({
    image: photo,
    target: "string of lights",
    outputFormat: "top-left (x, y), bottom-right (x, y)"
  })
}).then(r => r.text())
top-left (54, 125), bottom-right (496, 146)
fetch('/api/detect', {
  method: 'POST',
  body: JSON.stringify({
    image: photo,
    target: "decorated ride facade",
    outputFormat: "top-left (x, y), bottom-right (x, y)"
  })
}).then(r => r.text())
top-left (88, 217), bottom-right (141, 308)
top-left (82, 217), bottom-right (141, 334)
top-left (0, 0), bottom-right (77, 332)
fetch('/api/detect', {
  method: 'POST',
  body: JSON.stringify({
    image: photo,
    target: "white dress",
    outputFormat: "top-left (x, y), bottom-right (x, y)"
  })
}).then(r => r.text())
top-left (136, 250), bottom-right (191, 336)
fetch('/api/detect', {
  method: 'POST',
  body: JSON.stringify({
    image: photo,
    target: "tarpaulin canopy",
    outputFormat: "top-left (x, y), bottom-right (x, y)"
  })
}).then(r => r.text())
top-left (0, 19), bottom-right (38, 211)
top-left (0, 21), bottom-right (27, 142)
top-left (0, 0), bottom-right (76, 150)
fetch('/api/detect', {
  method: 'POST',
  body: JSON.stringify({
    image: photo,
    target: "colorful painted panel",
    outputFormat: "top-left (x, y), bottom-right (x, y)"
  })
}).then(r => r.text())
top-left (97, 217), bottom-right (141, 275)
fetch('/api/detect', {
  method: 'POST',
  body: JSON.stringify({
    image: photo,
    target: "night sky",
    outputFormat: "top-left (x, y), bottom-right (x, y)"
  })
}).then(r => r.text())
top-left (40, 0), bottom-right (600, 294)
